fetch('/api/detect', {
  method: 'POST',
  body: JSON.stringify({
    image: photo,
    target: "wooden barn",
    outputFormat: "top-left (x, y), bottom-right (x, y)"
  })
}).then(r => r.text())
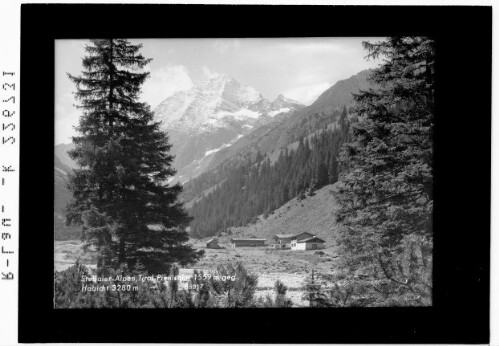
top-left (290, 236), bottom-right (326, 251)
top-left (230, 238), bottom-right (266, 247)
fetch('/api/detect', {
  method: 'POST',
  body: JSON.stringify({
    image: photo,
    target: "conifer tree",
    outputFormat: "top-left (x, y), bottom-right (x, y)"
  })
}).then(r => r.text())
top-left (66, 39), bottom-right (203, 274)
top-left (302, 270), bottom-right (329, 307)
top-left (335, 37), bottom-right (434, 304)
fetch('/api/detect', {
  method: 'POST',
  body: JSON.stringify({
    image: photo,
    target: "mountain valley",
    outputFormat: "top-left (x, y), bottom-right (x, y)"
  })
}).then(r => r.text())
top-left (54, 69), bottom-right (373, 241)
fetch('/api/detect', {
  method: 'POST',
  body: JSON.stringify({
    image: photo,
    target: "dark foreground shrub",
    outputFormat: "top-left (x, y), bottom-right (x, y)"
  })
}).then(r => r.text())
top-left (54, 261), bottom-right (293, 308)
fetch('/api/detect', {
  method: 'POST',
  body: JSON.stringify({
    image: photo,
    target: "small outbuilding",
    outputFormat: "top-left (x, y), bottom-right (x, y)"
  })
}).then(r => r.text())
top-left (206, 238), bottom-right (222, 249)
top-left (290, 236), bottom-right (326, 251)
top-left (268, 241), bottom-right (281, 249)
top-left (230, 238), bottom-right (266, 247)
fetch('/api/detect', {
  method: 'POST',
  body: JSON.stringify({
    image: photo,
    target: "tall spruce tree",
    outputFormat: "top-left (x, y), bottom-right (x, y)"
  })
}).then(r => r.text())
top-left (335, 37), bottom-right (434, 305)
top-left (66, 39), bottom-right (203, 274)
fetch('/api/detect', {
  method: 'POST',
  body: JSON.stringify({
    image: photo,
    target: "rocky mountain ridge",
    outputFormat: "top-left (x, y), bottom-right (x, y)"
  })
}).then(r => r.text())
top-left (153, 74), bottom-right (304, 183)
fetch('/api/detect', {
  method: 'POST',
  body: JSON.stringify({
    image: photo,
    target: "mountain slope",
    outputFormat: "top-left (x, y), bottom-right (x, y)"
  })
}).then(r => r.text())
top-left (153, 74), bottom-right (304, 183)
top-left (204, 69), bottom-right (372, 172)
top-left (305, 69), bottom-right (372, 117)
top-left (186, 114), bottom-right (351, 238)
top-left (225, 183), bottom-right (340, 245)
top-left (182, 69), bottom-right (371, 207)
top-left (55, 143), bottom-right (76, 170)
top-left (54, 155), bottom-right (72, 213)
top-left (182, 70), bottom-right (373, 238)
top-left (54, 154), bottom-right (81, 240)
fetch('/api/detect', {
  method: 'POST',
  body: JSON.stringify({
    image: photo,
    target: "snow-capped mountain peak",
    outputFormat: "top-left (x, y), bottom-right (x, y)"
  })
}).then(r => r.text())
top-left (153, 74), bottom-right (304, 183)
top-left (273, 94), bottom-right (302, 108)
top-left (154, 74), bottom-right (270, 132)
top-left (264, 94), bottom-right (302, 117)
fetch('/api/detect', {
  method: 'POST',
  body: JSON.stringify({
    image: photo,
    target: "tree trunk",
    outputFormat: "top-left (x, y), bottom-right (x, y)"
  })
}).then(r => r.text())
top-left (108, 39), bottom-right (115, 133)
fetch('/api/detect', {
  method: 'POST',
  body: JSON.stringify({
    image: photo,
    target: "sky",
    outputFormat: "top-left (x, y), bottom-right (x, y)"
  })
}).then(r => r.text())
top-left (55, 38), bottom-right (383, 145)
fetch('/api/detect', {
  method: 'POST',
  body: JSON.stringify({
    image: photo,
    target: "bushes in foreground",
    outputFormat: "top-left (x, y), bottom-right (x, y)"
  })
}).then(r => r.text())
top-left (54, 261), bottom-right (293, 308)
top-left (301, 235), bottom-right (432, 307)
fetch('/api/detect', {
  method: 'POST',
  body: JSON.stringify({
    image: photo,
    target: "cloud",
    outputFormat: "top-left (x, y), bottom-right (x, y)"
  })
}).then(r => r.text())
top-left (283, 82), bottom-right (332, 106)
top-left (55, 102), bottom-right (80, 144)
top-left (55, 64), bottom-right (193, 143)
top-left (201, 66), bottom-right (221, 80)
top-left (54, 89), bottom-right (80, 144)
top-left (141, 64), bottom-right (193, 108)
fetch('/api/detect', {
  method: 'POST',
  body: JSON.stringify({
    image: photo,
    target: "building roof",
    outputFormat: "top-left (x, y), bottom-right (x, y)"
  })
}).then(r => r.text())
top-left (147, 224), bottom-right (164, 231)
top-left (297, 236), bottom-right (326, 243)
top-left (295, 232), bottom-right (315, 237)
top-left (274, 234), bottom-right (296, 239)
top-left (206, 239), bottom-right (218, 244)
top-left (230, 238), bottom-right (266, 242)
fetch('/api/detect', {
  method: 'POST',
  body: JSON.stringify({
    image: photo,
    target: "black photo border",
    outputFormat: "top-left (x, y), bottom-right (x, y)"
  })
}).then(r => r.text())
top-left (19, 4), bottom-right (491, 344)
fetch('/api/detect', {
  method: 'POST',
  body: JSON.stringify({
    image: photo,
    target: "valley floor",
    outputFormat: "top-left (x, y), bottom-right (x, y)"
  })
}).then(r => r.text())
top-left (55, 240), bottom-right (96, 271)
top-left (189, 239), bottom-right (339, 306)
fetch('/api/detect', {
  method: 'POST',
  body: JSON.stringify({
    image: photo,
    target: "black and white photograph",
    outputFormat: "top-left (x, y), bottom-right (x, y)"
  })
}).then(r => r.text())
top-left (6, 3), bottom-right (490, 344)
top-left (53, 36), bottom-right (434, 308)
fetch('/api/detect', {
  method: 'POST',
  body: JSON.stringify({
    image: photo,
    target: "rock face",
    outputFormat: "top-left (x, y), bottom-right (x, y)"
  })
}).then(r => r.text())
top-left (153, 74), bottom-right (304, 183)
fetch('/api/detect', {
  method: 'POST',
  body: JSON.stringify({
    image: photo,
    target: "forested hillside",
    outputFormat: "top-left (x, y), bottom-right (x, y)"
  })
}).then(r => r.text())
top-left (181, 70), bottom-right (372, 211)
top-left (226, 183), bottom-right (340, 245)
top-left (188, 108), bottom-right (352, 238)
